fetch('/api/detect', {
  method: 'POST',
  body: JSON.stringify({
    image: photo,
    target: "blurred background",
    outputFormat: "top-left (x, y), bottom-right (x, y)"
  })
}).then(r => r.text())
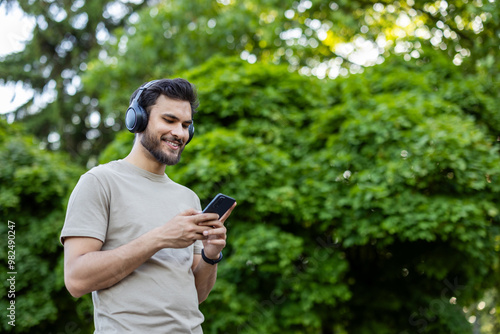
top-left (0, 0), bottom-right (499, 333)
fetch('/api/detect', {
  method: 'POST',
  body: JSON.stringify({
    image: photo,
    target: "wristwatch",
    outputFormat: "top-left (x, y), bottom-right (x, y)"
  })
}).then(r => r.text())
top-left (201, 249), bottom-right (223, 265)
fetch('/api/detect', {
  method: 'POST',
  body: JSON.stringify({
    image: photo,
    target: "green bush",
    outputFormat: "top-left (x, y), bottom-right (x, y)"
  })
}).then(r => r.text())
top-left (0, 120), bottom-right (92, 333)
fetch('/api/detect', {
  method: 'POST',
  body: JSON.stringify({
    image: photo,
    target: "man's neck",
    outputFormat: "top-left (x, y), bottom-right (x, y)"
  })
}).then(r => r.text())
top-left (124, 144), bottom-right (166, 175)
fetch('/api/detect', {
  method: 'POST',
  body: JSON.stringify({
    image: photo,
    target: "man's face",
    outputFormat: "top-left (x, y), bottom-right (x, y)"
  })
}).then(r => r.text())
top-left (140, 95), bottom-right (193, 166)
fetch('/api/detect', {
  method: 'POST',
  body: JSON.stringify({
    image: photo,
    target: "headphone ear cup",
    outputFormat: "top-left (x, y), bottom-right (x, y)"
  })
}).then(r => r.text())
top-left (186, 122), bottom-right (195, 144)
top-left (126, 80), bottom-right (159, 133)
top-left (125, 100), bottom-right (148, 133)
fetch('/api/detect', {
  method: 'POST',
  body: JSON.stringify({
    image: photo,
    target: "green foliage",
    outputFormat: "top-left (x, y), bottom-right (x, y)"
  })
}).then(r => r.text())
top-left (2, 0), bottom-right (499, 332)
top-left (4, 0), bottom-right (499, 168)
top-left (99, 54), bottom-right (500, 333)
top-left (0, 119), bottom-right (92, 333)
top-left (0, 0), bottom-right (148, 164)
top-left (83, 0), bottom-right (500, 167)
top-left (302, 53), bottom-right (500, 332)
top-left (98, 129), bottom-right (134, 165)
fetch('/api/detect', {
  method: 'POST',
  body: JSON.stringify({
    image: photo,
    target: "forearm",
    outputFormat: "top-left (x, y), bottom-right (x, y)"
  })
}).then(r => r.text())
top-left (193, 259), bottom-right (218, 303)
top-left (65, 230), bottom-right (161, 298)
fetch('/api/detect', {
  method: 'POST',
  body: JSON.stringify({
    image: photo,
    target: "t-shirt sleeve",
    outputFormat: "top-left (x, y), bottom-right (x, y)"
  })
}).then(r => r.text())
top-left (193, 240), bottom-right (203, 254)
top-left (192, 194), bottom-right (204, 254)
top-left (60, 173), bottom-right (109, 245)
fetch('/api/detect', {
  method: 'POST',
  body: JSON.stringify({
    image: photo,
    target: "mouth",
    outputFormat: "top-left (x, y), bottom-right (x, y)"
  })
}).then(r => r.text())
top-left (162, 138), bottom-right (182, 150)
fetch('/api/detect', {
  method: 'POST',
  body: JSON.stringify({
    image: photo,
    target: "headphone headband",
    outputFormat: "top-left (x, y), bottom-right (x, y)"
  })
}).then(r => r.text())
top-left (132, 80), bottom-right (160, 107)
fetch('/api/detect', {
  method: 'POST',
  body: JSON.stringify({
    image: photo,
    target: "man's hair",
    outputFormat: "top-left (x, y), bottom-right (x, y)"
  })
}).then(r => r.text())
top-left (129, 78), bottom-right (199, 117)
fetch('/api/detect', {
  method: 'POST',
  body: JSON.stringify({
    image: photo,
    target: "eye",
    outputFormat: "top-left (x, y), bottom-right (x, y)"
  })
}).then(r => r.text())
top-left (182, 124), bottom-right (190, 129)
top-left (163, 118), bottom-right (174, 124)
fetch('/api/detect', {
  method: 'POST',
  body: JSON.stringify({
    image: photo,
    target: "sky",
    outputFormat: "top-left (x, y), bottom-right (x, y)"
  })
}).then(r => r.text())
top-left (0, 2), bottom-right (35, 115)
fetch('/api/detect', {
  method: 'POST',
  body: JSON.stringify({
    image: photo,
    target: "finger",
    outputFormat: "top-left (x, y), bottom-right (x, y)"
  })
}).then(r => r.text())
top-left (197, 219), bottom-right (223, 228)
top-left (191, 231), bottom-right (210, 240)
top-left (194, 225), bottom-right (215, 235)
top-left (205, 239), bottom-right (226, 246)
top-left (219, 202), bottom-right (237, 223)
top-left (194, 212), bottom-right (219, 223)
top-left (203, 227), bottom-right (227, 237)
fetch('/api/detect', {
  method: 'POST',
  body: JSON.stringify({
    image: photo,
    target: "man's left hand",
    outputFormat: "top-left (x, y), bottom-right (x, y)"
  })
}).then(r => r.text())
top-left (198, 202), bottom-right (236, 259)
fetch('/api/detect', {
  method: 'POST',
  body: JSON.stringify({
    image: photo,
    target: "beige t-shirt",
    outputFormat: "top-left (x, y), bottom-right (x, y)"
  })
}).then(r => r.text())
top-left (61, 160), bottom-right (204, 333)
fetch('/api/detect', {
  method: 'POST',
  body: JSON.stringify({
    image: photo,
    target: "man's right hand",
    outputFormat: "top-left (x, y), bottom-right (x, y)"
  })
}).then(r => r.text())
top-left (153, 209), bottom-right (220, 249)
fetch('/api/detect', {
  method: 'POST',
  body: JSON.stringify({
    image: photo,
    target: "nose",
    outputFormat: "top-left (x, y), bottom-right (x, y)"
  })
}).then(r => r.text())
top-left (170, 123), bottom-right (185, 142)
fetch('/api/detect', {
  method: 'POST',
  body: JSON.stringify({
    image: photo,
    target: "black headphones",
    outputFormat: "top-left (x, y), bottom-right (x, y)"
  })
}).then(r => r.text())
top-left (125, 80), bottom-right (195, 144)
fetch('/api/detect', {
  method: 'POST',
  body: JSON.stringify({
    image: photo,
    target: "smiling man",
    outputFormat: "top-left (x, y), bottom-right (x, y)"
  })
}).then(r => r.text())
top-left (60, 79), bottom-right (235, 333)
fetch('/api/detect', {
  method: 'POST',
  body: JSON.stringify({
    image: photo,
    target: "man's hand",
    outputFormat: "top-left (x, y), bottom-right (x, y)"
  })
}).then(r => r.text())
top-left (198, 202), bottom-right (237, 259)
top-left (154, 209), bottom-right (220, 249)
top-left (191, 202), bottom-right (236, 303)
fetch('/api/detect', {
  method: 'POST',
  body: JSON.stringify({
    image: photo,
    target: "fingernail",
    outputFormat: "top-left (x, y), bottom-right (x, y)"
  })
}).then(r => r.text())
top-left (203, 231), bottom-right (208, 236)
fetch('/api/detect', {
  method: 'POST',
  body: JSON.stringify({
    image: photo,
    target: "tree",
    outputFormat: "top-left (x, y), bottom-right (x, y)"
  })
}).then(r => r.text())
top-left (81, 0), bottom-right (499, 163)
top-left (0, 119), bottom-right (91, 333)
top-left (3, 0), bottom-right (498, 167)
top-left (98, 53), bottom-right (500, 333)
top-left (0, 0), bottom-right (148, 164)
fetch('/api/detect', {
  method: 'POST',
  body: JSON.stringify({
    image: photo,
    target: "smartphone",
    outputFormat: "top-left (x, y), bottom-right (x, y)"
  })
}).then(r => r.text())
top-left (202, 193), bottom-right (236, 218)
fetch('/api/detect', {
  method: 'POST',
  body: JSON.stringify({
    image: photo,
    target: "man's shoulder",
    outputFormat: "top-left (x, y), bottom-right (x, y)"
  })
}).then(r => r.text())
top-left (73, 161), bottom-right (125, 190)
top-left (85, 160), bottom-right (123, 178)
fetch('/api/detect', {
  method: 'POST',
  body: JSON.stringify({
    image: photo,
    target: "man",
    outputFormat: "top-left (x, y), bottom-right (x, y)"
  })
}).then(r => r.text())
top-left (61, 78), bottom-right (235, 333)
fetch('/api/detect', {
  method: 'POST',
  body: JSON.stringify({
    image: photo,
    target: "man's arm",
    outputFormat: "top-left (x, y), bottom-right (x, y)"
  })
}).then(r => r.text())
top-left (192, 203), bottom-right (236, 303)
top-left (192, 254), bottom-right (219, 303)
top-left (64, 209), bottom-right (219, 298)
top-left (64, 232), bottom-right (162, 298)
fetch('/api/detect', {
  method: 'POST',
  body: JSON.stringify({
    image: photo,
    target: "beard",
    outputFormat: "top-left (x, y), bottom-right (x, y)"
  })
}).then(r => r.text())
top-left (140, 127), bottom-right (185, 166)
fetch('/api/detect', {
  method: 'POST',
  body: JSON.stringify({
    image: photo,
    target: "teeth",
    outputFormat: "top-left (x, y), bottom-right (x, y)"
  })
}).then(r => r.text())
top-left (165, 140), bottom-right (179, 147)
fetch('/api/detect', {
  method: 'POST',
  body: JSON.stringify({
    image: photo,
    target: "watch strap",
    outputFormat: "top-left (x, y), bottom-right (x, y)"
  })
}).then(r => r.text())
top-left (201, 249), bottom-right (223, 265)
